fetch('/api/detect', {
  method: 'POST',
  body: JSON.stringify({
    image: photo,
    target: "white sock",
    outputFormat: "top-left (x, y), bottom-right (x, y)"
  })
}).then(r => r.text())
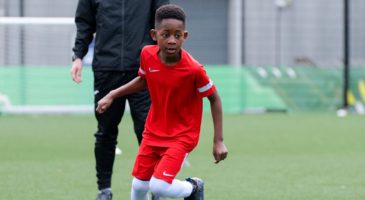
top-left (131, 178), bottom-right (150, 200)
top-left (149, 176), bottom-right (193, 198)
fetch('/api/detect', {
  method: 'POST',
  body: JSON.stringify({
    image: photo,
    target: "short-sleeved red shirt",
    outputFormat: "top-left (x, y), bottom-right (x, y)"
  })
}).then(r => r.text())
top-left (138, 45), bottom-right (216, 150)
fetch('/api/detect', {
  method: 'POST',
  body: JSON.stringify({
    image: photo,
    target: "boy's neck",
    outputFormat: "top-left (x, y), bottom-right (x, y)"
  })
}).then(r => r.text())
top-left (158, 51), bottom-right (181, 66)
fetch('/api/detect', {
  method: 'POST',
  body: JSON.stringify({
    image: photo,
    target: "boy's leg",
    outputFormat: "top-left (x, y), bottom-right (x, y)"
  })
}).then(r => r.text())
top-left (131, 178), bottom-right (150, 200)
top-left (149, 177), bottom-right (204, 200)
top-left (149, 176), bottom-right (193, 198)
top-left (131, 142), bottom-right (163, 200)
top-left (149, 145), bottom-right (199, 198)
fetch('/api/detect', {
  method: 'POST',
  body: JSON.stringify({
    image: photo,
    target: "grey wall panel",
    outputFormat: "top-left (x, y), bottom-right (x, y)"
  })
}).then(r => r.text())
top-left (0, 0), bottom-right (22, 65)
top-left (1, 27), bottom-right (22, 65)
top-left (244, 0), bottom-right (365, 67)
top-left (3, 0), bottom-right (20, 16)
top-left (245, 0), bottom-right (342, 67)
top-left (23, 26), bottom-right (76, 66)
top-left (5, 0), bottom-right (228, 66)
top-left (350, 0), bottom-right (365, 66)
top-left (0, 0), bottom-right (4, 65)
top-left (0, 0), bottom-right (6, 16)
top-left (24, 0), bottom-right (77, 17)
top-left (1, 0), bottom-right (364, 67)
top-left (244, 1), bottom-right (277, 66)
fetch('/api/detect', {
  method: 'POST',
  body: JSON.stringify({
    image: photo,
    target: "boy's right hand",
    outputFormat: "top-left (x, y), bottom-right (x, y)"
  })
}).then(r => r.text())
top-left (213, 141), bottom-right (228, 164)
top-left (96, 95), bottom-right (113, 114)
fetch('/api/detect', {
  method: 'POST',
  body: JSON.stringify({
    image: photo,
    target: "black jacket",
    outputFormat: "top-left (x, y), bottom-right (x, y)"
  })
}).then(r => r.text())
top-left (73, 0), bottom-right (169, 72)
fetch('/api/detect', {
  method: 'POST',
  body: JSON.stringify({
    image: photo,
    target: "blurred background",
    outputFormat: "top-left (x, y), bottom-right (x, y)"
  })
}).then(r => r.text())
top-left (0, 0), bottom-right (365, 114)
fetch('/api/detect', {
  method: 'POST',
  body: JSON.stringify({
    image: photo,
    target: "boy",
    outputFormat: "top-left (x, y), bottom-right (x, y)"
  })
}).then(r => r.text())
top-left (96, 4), bottom-right (228, 200)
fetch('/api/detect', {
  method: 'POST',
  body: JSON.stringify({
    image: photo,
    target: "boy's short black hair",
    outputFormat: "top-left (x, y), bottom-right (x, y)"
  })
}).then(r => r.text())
top-left (155, 4), bottom-right (186, 27)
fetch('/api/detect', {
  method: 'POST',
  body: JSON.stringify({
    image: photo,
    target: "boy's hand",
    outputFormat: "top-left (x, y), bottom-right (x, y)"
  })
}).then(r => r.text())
top-left (213, 141), bottom-right (228, 164)
top-left (96, 95), bottom-right (113, 114)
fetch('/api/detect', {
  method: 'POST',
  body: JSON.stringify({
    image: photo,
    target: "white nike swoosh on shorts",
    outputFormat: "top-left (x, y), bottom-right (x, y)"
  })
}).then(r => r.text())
top-left (162, 171), bottom-right (174, 177)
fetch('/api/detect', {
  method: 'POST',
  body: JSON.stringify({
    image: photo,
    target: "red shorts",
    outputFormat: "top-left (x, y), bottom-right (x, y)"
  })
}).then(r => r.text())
top-left (132, 141), bottom-right (189, 184)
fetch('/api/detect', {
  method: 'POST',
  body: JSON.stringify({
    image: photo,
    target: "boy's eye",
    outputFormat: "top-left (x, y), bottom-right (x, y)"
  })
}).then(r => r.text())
top-left (162, 33), bottom-right (169, 38)
top-left (174, 34), bottom-right (181, 39)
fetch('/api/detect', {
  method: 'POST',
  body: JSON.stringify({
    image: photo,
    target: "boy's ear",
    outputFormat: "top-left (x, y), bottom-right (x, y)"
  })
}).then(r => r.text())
top-left (150, 29), bottom-right (157, 41)
top-left (183, 31), bottom-right (188, 39)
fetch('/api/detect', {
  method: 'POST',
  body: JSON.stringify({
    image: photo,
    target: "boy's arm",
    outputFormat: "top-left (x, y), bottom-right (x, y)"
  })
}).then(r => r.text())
top-left (96, 77), bottom-right (147, 113)
top-left (207, 90), bottom-right (228, 164)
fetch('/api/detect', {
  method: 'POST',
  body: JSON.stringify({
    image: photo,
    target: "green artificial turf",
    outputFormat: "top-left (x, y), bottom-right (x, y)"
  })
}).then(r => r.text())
top-left (0, 113), bottom-right (364, 199)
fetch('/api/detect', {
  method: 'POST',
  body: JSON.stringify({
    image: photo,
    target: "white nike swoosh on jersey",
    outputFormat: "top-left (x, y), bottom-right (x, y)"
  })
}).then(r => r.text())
top-left (162, 171), bottom-right (174, 177)
top-left (149, 67), bottom-right (160, 72)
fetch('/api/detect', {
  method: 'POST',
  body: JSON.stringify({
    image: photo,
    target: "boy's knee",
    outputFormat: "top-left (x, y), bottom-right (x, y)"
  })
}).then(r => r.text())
top-left (132, 178), bottom-right (150, 194)
top-left (149, 184), bottom-right (164, 196)
top-left (149, 177), bottom-right (169, 196)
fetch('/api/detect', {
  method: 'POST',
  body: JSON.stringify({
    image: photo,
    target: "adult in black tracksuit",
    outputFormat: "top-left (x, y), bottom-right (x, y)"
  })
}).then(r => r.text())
top-left (71, 0), bottom-right (169, 199)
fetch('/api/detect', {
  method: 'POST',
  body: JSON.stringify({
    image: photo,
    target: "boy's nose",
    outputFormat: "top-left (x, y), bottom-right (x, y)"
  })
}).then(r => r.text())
top-left (167, 36), bottom-right (177, 44)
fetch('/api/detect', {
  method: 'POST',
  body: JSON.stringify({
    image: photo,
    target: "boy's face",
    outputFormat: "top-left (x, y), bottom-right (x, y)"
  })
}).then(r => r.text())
top-left (151, 19), bottom-right (188, 62)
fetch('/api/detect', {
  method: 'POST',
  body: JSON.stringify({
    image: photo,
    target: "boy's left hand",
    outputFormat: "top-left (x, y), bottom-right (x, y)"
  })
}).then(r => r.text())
top-left (96, 95), bottom-right (113, 114)
top-left (213, 141), bottom-right (228, 164)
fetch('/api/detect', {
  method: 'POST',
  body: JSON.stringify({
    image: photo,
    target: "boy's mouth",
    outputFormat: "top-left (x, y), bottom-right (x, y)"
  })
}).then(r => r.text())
top-left (166, 47), bottom-right (177, 54)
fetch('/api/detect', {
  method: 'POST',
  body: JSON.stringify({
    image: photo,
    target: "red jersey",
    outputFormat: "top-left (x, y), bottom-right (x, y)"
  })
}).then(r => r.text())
top-left (138, 45), bottom-right (216, 150)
